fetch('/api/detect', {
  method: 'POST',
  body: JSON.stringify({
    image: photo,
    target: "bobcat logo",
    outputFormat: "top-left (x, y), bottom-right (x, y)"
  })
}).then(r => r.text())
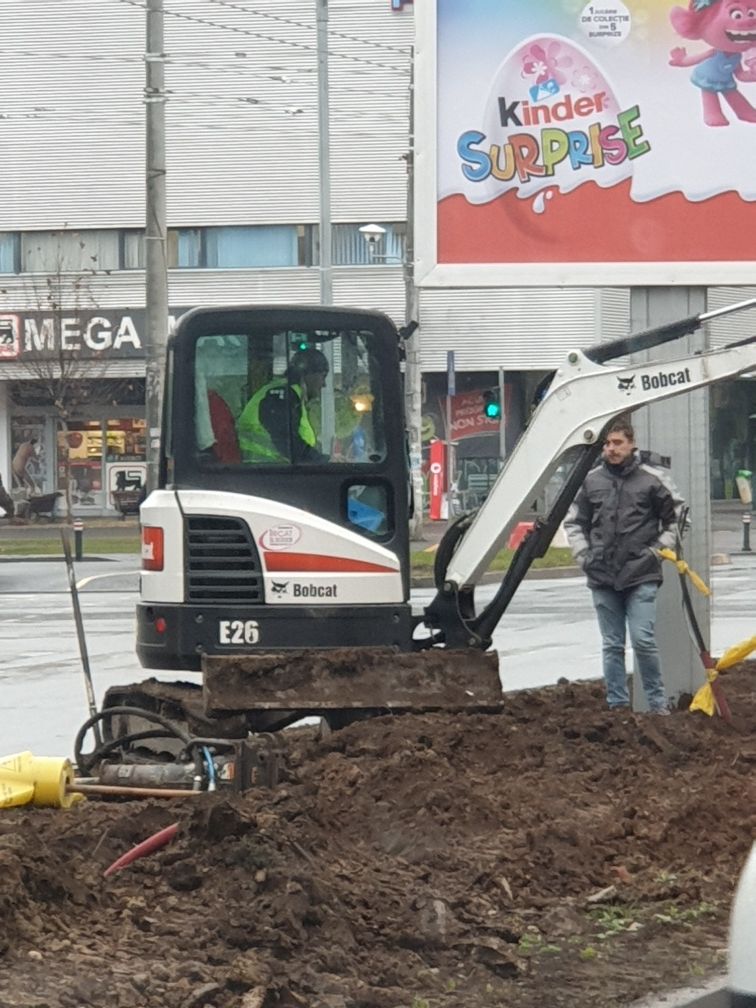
top-left (271, 581), bottom-right (289, 597)
top-left (617, 375), bottom-right (635, 395)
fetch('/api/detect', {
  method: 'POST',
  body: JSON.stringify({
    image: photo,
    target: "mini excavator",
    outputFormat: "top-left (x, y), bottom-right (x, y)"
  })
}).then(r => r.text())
top-left (77, 299), bottom-right (756, 792)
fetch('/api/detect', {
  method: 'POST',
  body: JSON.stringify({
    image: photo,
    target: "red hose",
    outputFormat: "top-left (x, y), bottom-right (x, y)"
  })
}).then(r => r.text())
top-left (103, 822), bottom-right (179, 878)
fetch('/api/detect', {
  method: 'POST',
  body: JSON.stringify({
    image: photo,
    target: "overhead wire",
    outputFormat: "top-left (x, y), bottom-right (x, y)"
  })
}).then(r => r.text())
top-left (2, 0), bottom-right (412, 129)
top-left (111, 0), bottom-right (410, 74)
top-left (203, 0), bottom-right (411, 57)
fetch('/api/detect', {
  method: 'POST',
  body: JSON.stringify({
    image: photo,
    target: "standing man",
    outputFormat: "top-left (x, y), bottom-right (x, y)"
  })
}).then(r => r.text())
top-left (564, 419), bottom-right (684, 714)
top-left (237, 347), bottom-right (330, 463)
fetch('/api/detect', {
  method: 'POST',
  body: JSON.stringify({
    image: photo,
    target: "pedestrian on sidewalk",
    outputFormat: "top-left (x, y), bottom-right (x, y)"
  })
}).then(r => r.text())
top-left (564, 419), bottom-right (685, 713)
top-left (12, 438), bottom-right (39, 493)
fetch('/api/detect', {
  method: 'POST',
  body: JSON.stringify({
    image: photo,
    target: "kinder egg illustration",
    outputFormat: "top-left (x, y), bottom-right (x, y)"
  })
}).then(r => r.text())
top-left (457, 34), bottom-right (649, 205)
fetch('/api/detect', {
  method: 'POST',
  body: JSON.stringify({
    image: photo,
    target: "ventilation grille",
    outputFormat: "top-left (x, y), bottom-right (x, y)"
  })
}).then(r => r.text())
top-left (185, 516), bottom-right (264, 605)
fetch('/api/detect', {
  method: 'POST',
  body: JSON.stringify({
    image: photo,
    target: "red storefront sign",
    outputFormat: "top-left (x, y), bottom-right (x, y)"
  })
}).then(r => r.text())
top-left (448, 391), bottom-right (501, 440)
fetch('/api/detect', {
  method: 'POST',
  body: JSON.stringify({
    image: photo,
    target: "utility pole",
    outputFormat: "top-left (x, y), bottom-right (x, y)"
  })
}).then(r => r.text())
top-left (145, 0), bottom-right (168, 492)
top-left (316, 0), bottom-right (332, 306)
top-left (404, 55), bottom-right (424, 539)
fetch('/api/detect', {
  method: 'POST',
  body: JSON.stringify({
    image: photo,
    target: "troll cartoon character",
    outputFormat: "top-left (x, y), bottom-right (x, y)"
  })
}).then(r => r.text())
top-left (669, 0), bottom-right (756, 125)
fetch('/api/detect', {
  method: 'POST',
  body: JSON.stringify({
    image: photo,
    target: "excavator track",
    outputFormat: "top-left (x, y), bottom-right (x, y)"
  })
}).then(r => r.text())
top-left (101, 647), bottom-right (503, 745)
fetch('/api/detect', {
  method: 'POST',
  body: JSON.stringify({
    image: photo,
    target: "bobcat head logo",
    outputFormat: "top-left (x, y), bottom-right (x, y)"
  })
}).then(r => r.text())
top-left (617, 375), bottom-right (635, 395)
top-left (271, 581), bottom-right (289, 596)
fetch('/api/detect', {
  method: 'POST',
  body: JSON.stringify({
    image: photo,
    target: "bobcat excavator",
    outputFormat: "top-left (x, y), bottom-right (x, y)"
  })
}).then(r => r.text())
top-left (78, 298), bottom-right (756, 792)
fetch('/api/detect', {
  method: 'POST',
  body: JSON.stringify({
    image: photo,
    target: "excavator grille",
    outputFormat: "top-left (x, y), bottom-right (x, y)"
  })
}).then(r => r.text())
top-left (185, 515), bottom-right (264, 604)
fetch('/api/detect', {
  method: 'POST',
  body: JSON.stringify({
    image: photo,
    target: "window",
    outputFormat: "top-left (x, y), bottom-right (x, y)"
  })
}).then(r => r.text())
top-left (194, 326), bottom-right (386, 467)
top-left (167, 225), bottom-right (306, 268)
top-left (0, 223), bottom-right (406, 273)
top-left (167, 228), bottom-right (203, 268)
top-left (0, 233), bottom-right (18, 273)
top-left (123, 231), bottom-right (144, 270)
top-left (20, 230), bottom-right (120, 272)
top-left (206, 225), bottom-right (298, 268)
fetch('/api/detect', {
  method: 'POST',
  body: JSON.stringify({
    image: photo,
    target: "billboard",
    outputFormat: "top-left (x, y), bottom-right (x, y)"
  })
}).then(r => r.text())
top-left (416, 0), bottom-right (756, 285)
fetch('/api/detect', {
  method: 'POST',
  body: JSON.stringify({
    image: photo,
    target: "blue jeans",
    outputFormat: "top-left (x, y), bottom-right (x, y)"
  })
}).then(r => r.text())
top-left (590, 582), bottom-right (667, 710)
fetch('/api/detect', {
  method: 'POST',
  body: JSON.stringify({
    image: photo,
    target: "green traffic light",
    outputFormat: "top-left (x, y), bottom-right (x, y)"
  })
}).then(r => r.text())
top-left (483, 390), bottom-right (501, 419)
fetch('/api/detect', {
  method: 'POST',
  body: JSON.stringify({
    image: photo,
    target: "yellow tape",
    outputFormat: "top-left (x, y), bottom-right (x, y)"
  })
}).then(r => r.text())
top-left (716, 636), bottom-right (756, 672)
top-left (658, 549), bottom-right (710, 596)
top-left (689, 682), bottom-right (715, 717)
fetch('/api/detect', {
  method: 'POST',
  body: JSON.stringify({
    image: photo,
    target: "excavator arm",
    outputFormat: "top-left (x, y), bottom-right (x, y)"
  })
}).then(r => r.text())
top-left (425, 298), bottom-right (756, 650)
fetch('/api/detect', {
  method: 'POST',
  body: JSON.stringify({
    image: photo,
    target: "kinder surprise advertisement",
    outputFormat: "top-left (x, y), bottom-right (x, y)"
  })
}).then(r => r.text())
top-left (433, 0), bottom-right (756, 280)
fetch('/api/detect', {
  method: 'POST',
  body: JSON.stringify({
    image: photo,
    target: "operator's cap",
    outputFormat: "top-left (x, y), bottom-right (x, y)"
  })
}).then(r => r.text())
top-left (290, 347), bottom-right (329, 376)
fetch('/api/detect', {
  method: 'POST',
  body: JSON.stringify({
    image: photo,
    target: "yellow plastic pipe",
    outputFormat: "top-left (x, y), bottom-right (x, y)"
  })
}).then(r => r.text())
top-left (0, 751), bottom-right (83, 809)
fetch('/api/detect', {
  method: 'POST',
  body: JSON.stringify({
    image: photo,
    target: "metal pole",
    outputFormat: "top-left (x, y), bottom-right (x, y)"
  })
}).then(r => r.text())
top-left (60, 530), bottom-right (101, 748)
top-left (73, 517), bottom-right (84, 562)
top-left (404, 53), bottom-right (424, 538)
top-left (742, 512), bottom-right (752, 552)
top-left (316, 0), bottom-right (332, 307)
top-left (497, 366), bottom-right (506, 465)
top-left (145, 0), bottom-right (168, 494)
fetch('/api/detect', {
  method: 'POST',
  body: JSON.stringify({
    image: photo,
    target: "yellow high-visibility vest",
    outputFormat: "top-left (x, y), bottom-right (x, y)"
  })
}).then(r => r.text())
top-left (236, 380), bottom-right (316, 461)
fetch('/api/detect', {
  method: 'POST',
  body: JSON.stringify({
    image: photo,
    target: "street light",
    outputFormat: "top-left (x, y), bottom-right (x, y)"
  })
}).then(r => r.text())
top-left (358, 223), bottom-right (387, 247)
top-left (359, 223), bottom-right (402, 264)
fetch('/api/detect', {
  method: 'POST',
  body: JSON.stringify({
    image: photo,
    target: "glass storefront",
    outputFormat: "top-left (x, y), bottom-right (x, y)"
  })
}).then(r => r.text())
top-left (10, 375), bottom-right (146, 514)
top-left (58, 418), bottom-right (146, 511)
top-left (10, 411), bottom-right (145, 514)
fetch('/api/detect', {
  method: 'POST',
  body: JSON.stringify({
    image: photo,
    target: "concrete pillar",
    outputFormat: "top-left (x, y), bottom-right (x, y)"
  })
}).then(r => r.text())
top-left (629, 287), bottom-right (711, 711)
top-left (0, 381), bottom-right (11, 486)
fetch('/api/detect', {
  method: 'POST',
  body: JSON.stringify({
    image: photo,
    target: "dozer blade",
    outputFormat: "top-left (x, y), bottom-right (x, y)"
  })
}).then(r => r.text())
top-left (203, 647), bottom-right (503, 718)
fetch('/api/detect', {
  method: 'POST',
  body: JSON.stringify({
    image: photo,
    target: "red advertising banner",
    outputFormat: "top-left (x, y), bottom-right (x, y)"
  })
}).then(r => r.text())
top-left (448, 391), bottom-right (500, 440)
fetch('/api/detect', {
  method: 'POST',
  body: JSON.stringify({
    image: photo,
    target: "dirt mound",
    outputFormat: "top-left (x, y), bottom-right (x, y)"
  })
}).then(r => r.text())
top-left (1, 664), bottom-right (754, 1008)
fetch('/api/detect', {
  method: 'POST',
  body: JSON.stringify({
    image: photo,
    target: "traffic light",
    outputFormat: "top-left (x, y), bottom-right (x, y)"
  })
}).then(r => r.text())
top-left (482, 389), bottom-right (501, 420)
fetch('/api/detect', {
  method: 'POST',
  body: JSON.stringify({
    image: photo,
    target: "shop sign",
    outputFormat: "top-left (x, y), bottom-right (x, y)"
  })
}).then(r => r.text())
top-left (105, 462), bottom-right (147, 510)
top-left (0, 309), bottom-right (189, 360)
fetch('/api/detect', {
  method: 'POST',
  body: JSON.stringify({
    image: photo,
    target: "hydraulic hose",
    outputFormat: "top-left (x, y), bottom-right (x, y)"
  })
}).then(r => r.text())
top-left (74, 706), bottom-right (197, 778)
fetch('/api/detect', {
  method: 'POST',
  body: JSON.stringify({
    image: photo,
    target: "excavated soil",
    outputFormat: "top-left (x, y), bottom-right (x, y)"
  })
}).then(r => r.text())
top-left (1, 663), bottom-right (755, 1008)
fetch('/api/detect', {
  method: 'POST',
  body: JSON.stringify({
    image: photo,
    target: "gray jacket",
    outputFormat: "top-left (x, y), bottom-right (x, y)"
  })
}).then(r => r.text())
top-left (564, 453), bottom-right (684, 591)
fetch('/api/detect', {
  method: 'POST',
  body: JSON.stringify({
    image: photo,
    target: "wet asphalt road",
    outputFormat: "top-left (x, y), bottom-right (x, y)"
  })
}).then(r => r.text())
top-left (1, 553), bottom-right (753, 760)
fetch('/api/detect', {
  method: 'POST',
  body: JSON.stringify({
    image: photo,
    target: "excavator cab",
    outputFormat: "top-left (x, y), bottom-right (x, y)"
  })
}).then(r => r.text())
top-left (168, 304), bottom-right (409, 556)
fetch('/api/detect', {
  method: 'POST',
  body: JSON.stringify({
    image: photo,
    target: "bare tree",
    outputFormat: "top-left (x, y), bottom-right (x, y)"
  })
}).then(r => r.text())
top-left (8, 230), bottom-right (135, 520)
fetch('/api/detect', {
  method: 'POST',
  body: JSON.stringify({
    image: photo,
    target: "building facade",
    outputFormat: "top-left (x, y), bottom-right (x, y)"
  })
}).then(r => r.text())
top-left (0, 1), bottom-right (752, 515)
